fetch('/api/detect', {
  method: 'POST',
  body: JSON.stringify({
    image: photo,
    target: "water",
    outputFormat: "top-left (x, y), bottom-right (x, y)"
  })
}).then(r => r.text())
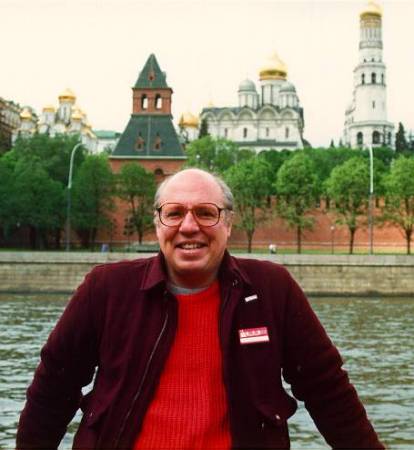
top-left (0, 294), bottom-right (413, 449)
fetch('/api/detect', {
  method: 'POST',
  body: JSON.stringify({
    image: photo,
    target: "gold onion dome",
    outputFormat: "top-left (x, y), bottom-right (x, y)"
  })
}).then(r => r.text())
top-left (71, 110), bottom-right (83, 121)
top-left (59, 88), bottom-right (76, 102)
top-left (179, 111), bottom-right (199, 128)
top-left (20, 108), bottom-right (32, 120)
top-left (259, 52), bottom-right (288, 81)
top-left (42, 104), bottom-right (55, 113)
top-left (360, 1), bottom-right (382, 19)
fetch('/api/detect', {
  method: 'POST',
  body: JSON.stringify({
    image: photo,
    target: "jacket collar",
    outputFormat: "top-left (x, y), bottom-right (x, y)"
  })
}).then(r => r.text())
top-left (140, 250), bottom-right (252, 291)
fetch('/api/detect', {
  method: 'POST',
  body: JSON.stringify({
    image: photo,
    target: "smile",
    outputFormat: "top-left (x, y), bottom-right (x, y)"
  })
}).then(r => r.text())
top-left (177, 243), bottom-right (206, 250)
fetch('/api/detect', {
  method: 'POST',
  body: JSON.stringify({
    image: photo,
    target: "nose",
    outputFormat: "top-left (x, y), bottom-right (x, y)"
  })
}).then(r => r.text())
top-left (179, 210), bottom-right (200, 233)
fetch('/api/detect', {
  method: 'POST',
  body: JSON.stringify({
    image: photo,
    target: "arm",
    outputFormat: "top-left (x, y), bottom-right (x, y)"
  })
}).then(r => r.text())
top-left (282, 274), bottom-right (385, 449)
top-left (16, 270), bottom-right (100, 449)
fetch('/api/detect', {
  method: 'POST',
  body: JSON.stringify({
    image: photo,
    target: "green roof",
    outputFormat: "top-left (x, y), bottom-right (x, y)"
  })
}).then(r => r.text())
top-left (94, 130), bottom-right (121, 139)
top-left (134, 54), bottom-right (169, 89)
top-left (112, 114), bottom-right (184, 158)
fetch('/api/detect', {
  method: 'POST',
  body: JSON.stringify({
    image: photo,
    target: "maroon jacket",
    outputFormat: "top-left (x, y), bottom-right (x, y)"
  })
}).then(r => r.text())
top-left (16, 252), bottom-right (384, 449)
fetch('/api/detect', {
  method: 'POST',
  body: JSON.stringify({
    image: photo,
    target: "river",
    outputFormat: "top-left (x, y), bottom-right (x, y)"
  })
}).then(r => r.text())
top-left (0, 294), bottom-right (413, 449)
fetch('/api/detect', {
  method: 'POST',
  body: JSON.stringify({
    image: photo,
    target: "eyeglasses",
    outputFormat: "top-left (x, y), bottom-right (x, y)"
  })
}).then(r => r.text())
top-left (156, 202), bottom-right (229, 227)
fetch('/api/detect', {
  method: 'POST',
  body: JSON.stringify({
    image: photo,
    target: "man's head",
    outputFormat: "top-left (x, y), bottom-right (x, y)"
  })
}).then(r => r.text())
top-left (154, 168), bottom-right (234, 288)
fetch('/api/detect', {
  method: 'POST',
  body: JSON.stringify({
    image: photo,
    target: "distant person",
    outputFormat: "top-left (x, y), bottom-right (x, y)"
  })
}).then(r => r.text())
top-left (16, 168), bottom-right (385, 449)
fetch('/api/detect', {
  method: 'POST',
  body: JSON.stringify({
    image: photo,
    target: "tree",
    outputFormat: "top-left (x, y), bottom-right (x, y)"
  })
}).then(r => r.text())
top-left (184, 136), bottom-right (254, 174)
top-left (275, 153), bottom-right (320, 253)
top-left (10, 158), bottom-right (64, 249)
top-left (224, 158), bottom-right (272, 253)
top-left (0, 157), bottom-right (15, 237)
top-left (117, 163), bottom-right (156, 244)
top-left (395, 122), bottom-right (408, 153)
top-left (72, 154), bottom-right (115, 249)
top-left (198, 118), bottom-right (209, 138)
top-left (325, 157), bottom-right (370, 254)
top-left (383, 156), bottom-right (414, 254)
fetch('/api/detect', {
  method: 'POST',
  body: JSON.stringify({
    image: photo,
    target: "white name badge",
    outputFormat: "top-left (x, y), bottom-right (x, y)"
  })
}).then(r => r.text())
top-left (239, 327), bottom-right (269, 345)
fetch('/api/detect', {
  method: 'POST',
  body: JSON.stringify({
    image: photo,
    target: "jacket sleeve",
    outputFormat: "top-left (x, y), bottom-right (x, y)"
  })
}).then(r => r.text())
top-left (16, 269), bottom-right (101, 449)
top-left (281, 272), bottom-right (385, 449)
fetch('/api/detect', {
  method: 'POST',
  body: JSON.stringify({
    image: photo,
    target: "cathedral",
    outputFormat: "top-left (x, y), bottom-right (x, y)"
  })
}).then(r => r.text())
top-left (343, 1), bottom-right (394, 148)
top-left (14, 89), bottom-right (97, 151)
top-left (180, 52), bottom-right (305, 152)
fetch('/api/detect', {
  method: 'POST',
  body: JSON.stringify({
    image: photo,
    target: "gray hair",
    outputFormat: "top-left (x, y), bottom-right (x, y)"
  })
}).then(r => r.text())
top-left (153, 168), bottom-right (234, 211)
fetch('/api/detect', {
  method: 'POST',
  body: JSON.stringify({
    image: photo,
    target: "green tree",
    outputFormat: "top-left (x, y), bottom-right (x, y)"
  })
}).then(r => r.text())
top-left (275, 153), bottom-right (319, 253)
top-left (224, 158), bottom-right (272, 253)
top-left (117, 163), bottom-right (156, 244)
top-left (72, 154), bottom-right (115, 249)
top-left (11, 158), bottom-right (64, 249)
top-left (198, 118), bottom-right (209, 138)
top-left (395, 122), bottom-right (408, 153)
top-left (383, 156), bottom-right (414, 254)
top-left (0, 157), bottom-right (15, 236)
top-left (184, 136), bottom-right (254, 174)
top-left (325, 157), bottom-right (370, 254)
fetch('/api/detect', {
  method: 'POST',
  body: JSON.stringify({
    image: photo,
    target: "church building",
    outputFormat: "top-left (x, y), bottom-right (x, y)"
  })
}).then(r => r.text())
top-left (191, 52), bottom-right (305, 152)
top-left (343, 1), bottom-right (394, 148)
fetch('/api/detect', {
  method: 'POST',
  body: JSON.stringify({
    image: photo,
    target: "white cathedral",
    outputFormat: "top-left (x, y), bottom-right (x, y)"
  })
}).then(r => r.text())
top-left (343, 1), bottom-right (394, 148)
top-left (180, 53), bottom-right (305, 152)
top-left (14, 88), bottom-right (97, 152)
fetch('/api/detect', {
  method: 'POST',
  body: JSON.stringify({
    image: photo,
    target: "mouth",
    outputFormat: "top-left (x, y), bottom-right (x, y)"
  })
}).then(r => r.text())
top-left (176, 242), bottom-right (207, 250)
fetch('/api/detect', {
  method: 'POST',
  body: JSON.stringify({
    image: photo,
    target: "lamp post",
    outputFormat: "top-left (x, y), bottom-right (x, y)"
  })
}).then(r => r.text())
top-left (330, 225), bottom-right (336, 255)
top-left (368, 145), bottom-right (374, 255)
top-left (66, 142), bottom-right (83, 251)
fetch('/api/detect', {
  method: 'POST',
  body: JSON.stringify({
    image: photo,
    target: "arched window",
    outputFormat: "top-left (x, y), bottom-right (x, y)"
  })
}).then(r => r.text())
top-left (135, 133), bottom-right (145, 151)
top-left (381, 74), bottom-right (384, 85)
top-left (243, 128), bottom-right (248, 138)
top-left (387, 132), bottom-right (391, 145)
top-left (154, 133), bottom-right (162, 150)
top-left (155, 94), bottom-right (162, 109)
top-left (362, 73), bottom-right (365, 85)
top-left (285, 127), bottom-right (289, 139)
top-left (372, 131), bottom-right (380, 144)
top-left (371, 73), bottom-right (376, 84)
top-left (224, 128), bottom-right (228, 138)
top-left (266, 127), bottom-right (270, 138)
top-left (141, 94), bottom-right (148, 110)
top-left (357, 132), bottom-right (363, 146)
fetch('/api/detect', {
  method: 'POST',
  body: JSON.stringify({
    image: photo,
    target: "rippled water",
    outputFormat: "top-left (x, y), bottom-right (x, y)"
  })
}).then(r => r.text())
top-left (0, 294), bottom-right (413, 449)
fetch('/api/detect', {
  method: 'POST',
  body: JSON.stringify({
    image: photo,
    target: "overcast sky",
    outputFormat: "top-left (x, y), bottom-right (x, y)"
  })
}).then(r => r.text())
top-left (1, 0), bottom-right (413, 147)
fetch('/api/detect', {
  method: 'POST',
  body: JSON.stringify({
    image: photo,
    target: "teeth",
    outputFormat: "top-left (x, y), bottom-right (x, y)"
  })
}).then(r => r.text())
top-left (181, 243), bottom-right (202, 249)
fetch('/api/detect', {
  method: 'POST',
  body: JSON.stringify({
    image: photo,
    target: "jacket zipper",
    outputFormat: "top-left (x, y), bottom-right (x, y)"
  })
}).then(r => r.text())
top-left (114, 302), bottom-right (170, 448)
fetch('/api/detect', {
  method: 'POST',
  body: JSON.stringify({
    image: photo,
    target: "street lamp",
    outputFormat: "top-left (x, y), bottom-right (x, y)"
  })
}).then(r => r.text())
top-left (330, 225), bottom-right (336, 255)
top-left (66, 142), bottom-right (83, 251)
top-left (368, 145), bottom-right (374, 255)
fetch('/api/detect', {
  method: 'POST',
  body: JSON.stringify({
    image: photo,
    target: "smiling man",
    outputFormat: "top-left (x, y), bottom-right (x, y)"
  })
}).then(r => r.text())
top-left (17, 168), bottom-right (384, 449)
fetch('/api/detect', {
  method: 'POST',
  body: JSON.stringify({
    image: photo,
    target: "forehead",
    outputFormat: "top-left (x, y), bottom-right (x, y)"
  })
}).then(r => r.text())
top-left (159, 172), bottom-right (224, 205)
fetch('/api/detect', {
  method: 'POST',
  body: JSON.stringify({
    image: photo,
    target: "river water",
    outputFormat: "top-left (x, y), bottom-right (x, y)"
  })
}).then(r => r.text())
top-left (0, 294), bottom-right (413, 449)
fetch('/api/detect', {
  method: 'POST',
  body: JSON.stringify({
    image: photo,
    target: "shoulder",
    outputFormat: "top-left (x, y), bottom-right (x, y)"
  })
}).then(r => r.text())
top-left (232, 256), bottom-right (294, 286)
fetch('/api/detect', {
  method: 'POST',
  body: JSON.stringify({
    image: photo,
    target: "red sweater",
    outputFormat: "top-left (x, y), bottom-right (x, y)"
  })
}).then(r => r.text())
top-left (134, 281), bottom-right (231, 450)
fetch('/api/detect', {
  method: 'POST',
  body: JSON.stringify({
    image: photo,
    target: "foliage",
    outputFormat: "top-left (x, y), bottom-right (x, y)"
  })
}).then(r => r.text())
top-left (224, 158), bottom-right (273, 253)
top-left (275, 153), bottom-right (320, 253)
top-left (257, 149), bottom-right (292, 192)
top-left (11, 133), bottom-right (86, 184)
top-left (325, 157), bottom-right (371, 254)
top-left (383, 157), bottom-right (414, 254)
top-left (117, 163), bottom-right (156, 244)
top-left (198, 118), bottom-right (209, 138)
top-left (395, 122), bottom-right (408, 153)
top-left (71, 154), bottom-right (115, 248)
top-left (184, 136), bottom-right (254, 174)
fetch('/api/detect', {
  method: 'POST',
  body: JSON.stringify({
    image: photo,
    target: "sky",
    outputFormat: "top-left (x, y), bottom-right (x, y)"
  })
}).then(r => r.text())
top-left (1, 0), bottom-right (413, 147)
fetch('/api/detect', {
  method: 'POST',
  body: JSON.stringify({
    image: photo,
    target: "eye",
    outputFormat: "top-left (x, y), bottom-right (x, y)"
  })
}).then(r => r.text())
top-left (195, 205), bottom-right (218, 219)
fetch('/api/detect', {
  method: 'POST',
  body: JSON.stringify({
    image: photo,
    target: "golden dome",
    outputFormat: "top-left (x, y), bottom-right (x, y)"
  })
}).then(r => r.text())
top-left (58, 88), bottom-right (76, 102)
top-left (71, 110), bottom-right (82, 121)
top-left (20, 108), bottom-right (32, 120)
top-left (360, 1), bottom-right (382, 19)
top-left (259, 52), bottom-right (288, 81)
top-left (179, 111), bottom-right (199, 128)
top-left (42, 104), bottom-right (55, 113)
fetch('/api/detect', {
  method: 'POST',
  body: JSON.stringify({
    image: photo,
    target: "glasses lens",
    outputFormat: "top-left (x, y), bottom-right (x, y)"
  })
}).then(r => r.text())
top-left (160, 203), bottom-right (186, 226)
top-left (193, 204), bottom-right (220, 226)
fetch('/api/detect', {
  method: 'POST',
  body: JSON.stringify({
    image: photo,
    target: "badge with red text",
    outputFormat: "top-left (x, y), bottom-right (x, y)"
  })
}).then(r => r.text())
top-left (239, 327), bottom-right (269, 345)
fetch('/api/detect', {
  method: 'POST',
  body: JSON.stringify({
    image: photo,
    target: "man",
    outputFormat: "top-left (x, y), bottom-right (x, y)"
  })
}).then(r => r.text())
top-left (17, 168), bottom-right (384, 449)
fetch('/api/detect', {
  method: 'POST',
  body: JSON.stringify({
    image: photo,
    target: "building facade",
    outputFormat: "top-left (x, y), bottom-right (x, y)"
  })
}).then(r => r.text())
top-left (343, 1), bottom-right (394, 148)
top-left (0, 97), bottom-right (21, 152)
top-left (13, 89), bottom-right (97, 151)
top-left (192, 52), bottom-right (305, 152)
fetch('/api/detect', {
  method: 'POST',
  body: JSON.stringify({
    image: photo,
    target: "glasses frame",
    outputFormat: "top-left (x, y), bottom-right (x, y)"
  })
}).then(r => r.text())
top-left (156, 202), bottom-right (229, 228)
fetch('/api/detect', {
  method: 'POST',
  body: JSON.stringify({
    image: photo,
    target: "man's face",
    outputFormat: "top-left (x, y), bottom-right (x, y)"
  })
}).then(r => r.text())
top-left (155, 170), bottom-right (232, 288)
